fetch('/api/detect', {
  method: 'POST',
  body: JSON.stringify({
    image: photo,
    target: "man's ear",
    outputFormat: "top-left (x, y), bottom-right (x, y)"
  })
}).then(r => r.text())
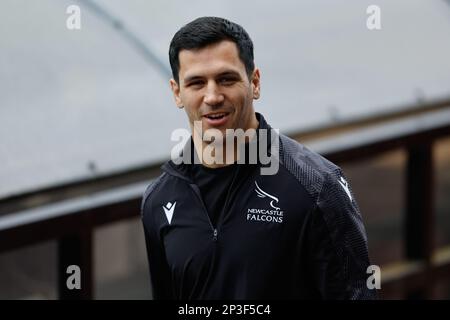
top-left (251, 68), bottom-right (261, 100)
top-left (169, 79), bottom-right (184, 109)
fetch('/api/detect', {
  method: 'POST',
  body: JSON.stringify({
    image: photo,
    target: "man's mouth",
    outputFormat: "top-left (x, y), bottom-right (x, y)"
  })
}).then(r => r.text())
top-left (204, 112), bottom-right (228, 120)
top-left (203, 112), bottom-right (231, 126)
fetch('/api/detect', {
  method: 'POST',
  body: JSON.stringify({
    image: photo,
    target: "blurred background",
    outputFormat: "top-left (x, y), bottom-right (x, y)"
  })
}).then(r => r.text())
top-left (1, 0), bottom-right (450, 299)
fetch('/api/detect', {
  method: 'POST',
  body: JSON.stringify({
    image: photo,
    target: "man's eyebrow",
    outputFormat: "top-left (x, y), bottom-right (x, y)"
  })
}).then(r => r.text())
top-left (183, 71), bottom-right (242, 83)
top-left (215, 71), bottom-right (241, 78)
top-left (183, 75), bottom-right (204, 83)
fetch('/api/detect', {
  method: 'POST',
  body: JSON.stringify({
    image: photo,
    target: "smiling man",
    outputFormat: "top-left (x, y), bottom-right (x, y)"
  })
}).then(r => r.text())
top-left (141, 17), bottom-right (377, 300)
top-left (170, 30), bottom-right (261, 168)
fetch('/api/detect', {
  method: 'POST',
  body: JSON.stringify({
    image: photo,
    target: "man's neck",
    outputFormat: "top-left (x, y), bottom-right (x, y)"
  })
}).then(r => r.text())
top-left (192, 113), bottom-right (259, 168)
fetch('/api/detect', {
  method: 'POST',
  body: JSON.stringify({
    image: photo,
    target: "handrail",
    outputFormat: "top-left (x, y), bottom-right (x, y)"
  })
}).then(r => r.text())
top-left (2, 99), bottom-right (449, 209)
top-left (1, 107), bottom-right (450, 299)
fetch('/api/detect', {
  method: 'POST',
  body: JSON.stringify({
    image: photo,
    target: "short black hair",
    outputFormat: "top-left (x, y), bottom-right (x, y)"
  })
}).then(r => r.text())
top-left (169, 16), bottom-right (255, 83)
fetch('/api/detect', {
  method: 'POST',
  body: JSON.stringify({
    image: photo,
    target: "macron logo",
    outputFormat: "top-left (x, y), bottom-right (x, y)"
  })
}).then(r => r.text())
top-left (338, 177), bottom-right (352, 201)
top-left (163, 201), bottom-right (176, 224)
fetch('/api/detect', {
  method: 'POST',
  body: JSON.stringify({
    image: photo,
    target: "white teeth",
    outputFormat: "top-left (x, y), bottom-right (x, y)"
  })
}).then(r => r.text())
top-left (207, 113), bottom-right (226, 119)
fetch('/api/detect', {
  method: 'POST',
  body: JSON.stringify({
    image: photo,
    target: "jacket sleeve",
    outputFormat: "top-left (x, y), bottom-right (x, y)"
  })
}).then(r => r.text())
top-left (306, 169), bottom-right (378, 300)
top-left (141, 185), bottom-right (174, 300)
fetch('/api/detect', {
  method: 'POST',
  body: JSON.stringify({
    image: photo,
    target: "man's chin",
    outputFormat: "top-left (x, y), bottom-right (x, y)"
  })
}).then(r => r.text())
top-left (202, 128), bottom-right (228, 143)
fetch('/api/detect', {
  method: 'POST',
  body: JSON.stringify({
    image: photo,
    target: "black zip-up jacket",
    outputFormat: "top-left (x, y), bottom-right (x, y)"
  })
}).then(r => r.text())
top-left (141, 113), bottom-right (377, 300)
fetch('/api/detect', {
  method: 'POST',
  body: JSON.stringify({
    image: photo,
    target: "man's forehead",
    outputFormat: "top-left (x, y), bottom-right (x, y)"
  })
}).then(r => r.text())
top-left (178, 40), bottom-right (246, 79)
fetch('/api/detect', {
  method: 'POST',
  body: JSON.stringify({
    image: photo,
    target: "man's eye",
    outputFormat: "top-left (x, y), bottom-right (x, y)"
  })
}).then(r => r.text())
top-left (219, 78), bottom-right (236, 85)
top-left (188, 81), bottom-right (203, 87)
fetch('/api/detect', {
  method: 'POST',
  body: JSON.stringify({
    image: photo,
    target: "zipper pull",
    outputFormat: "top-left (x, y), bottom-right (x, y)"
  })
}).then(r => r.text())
top-left (213, 229), bottom-right (218, 241)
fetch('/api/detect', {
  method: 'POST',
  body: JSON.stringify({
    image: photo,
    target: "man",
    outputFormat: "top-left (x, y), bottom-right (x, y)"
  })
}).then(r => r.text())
top-left (141, 16), bottom-right (377, 299)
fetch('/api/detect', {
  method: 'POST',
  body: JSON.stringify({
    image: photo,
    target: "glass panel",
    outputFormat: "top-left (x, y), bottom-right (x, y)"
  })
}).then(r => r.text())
top-left (0, 241), bottom-right (57, 299)
top-left (2, 0), bottom-right (450, 199)
top-left (435, 137), bottom-right (450, 249)
top-left (0, 0), bottom-right (177, 200)
top-left (94, 218), bottom-right (151, 299)
top-left (340, 149), bottom-right (406, 267)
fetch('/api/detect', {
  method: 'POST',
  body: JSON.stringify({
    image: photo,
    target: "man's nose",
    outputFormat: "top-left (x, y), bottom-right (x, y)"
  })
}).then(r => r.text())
top-left (203, 82), bottom-right (224, 106)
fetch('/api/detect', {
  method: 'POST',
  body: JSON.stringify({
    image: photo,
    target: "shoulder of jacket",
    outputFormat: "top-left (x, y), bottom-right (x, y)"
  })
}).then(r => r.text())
top-left (279, 134), bottom-right (343, 203)
top-left (140, 172), bottom-right (169, 219)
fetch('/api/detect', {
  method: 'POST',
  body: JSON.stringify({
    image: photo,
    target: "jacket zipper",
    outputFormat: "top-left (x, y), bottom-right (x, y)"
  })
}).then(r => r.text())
top-left (188, 165), bottom-right (240, 242)
top-left (189, 183), bottom-right (218, 242)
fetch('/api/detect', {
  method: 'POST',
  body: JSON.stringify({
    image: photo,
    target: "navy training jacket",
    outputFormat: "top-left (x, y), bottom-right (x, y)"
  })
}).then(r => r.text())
top-left (141, 113), bottom-right (377, 300)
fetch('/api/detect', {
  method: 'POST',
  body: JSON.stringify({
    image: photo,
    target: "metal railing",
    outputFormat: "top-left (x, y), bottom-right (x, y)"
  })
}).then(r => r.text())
top-left (308, 107), bottom-right (450, 299)
top-left (1, 107), bottom-right (450, 299)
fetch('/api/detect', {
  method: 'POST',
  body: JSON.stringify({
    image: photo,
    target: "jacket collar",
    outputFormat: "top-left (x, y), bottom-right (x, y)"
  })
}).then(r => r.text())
top-left (161, 112), bottom-right (274, 180)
